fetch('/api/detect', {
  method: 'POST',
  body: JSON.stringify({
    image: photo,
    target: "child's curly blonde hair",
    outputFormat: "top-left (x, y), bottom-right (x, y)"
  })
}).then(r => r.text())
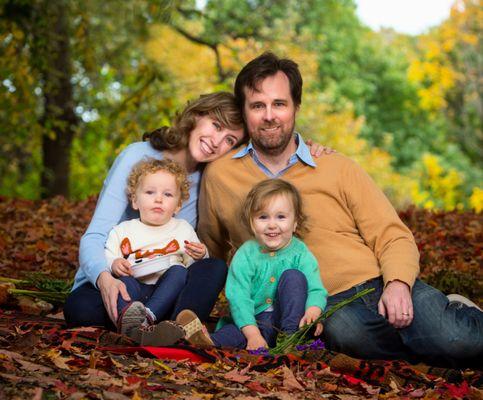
top-left (126, 158), bottom-right (190, 204)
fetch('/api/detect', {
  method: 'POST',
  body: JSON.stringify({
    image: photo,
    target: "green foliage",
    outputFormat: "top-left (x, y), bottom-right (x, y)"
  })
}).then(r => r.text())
top-left (0, 0), bottom-right (480, 210)
top-left (425, 269), bottom-right (480, 302)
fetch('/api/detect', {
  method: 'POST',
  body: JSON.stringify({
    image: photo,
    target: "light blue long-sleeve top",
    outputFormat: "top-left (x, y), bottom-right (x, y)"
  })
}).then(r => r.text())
top-left (72, 141), bottom-right (201, 291)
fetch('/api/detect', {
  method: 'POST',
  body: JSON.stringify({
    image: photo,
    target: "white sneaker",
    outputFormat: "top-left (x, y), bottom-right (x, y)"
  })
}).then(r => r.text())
top-left (447, 294), bottom-right (482, 312)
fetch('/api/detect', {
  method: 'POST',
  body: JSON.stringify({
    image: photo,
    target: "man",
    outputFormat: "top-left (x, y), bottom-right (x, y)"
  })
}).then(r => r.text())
top-left (198, 52), bottom-right (482, 367)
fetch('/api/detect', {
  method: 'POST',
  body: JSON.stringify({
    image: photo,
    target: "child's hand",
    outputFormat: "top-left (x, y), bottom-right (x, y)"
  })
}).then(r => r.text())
top-left (111, 258), bottom-right (132, 277)
top-left (299, 306), bottom-right (323, 336)
top-left (184, 240), bottom-right (207, 260)
top-left (242, 324), bottom-right (268, 350)
top-left (246, 335), bottom-right (268, 351)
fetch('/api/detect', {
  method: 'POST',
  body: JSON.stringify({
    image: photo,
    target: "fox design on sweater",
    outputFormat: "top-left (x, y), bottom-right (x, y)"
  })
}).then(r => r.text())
top-left (120, 237), bottom-right (180, 263)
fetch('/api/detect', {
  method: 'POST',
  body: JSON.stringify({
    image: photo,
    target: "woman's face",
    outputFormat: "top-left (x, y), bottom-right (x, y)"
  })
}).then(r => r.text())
top-left (188, 115), bottom-right (245, 163)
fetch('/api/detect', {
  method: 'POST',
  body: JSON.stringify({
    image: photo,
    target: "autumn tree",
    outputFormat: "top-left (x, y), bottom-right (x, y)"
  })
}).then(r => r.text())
top-left (0, 0), bottom-right (172, 198)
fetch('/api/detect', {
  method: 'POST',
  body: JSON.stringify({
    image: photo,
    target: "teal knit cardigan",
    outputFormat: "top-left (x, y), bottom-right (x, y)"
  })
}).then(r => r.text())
top-left (226, 237), bottom-right (328, 328)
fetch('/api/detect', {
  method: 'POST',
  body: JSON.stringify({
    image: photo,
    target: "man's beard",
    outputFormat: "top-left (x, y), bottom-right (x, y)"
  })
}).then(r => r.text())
top-left (250, 123), bottom-right (295, 156)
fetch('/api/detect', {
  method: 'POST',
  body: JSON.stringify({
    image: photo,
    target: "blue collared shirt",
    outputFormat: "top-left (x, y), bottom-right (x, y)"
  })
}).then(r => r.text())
top-left (233, 132), bottom-right (316, 177)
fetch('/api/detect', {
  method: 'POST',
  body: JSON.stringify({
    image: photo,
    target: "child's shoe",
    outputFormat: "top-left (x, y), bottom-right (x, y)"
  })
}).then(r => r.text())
top-left (117, 301), bottom-right (147, 337)
top-left (176, 309), bottom-right (214, 348)
top-left (130, 321), bottom-right (185, 346)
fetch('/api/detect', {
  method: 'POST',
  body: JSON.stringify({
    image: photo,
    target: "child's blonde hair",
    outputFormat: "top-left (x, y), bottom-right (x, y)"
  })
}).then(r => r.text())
top-left (127, 158), bottom-right (190, 204)
top-left (242, 179), bottom-right (308, 237)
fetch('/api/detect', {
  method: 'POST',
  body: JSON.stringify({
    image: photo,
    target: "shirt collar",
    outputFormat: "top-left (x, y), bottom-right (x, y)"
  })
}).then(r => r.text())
top-left (233, 132), bottom-right (316, 167)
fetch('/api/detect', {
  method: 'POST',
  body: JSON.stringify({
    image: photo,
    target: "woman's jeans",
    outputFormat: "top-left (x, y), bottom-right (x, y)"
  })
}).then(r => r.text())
top-left (211, 269), bottom-right (308, 348)
top-left (322, 277), bottom-right (483, 368)
top-left (64, 258), bottom-right (228, 330)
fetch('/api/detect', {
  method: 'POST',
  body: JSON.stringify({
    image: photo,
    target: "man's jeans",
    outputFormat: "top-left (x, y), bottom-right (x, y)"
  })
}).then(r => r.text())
top-left (64, 258), bottom-right (228, 329)
top-left (117, 265), bottom-right (187, 321)
top-left (211, 269), bottom-right (308, 348)
top-left (323, 277), bottom-right (483, 368)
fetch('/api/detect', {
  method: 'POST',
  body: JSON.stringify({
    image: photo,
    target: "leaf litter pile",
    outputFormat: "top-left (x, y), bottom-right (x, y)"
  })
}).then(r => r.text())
top-left (0, 196), bottom-right (481, 399)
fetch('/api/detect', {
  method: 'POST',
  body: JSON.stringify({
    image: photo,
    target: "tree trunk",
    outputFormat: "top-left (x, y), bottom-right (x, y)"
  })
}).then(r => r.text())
top-left (37, 2), bottom-right (78, 198)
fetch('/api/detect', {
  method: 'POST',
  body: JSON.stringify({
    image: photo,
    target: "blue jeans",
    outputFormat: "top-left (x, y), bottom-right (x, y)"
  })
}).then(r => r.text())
top-left (211, 269), bottom-right (307, 348)
top-left (117, 265), bottom-right (187, 321)
top-left (64, 258), bottom-right (228, 329)
top-left (323, 277), bottom-right (483, 368)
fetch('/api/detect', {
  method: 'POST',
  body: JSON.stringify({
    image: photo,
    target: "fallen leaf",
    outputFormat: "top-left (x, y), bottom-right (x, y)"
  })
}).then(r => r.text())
top-left (44, 348), bottom-right (72, 370)
top-left (282, 366), bottom-right (304, 391)
top-left (16, 358), bottom-right (53, 373)
top-left (224, 368), bottom-right (251, 383)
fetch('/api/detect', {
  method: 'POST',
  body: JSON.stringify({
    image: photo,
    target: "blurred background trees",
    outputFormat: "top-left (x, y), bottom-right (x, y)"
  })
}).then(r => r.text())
top-left (0, 0), bottom-right (481, 211)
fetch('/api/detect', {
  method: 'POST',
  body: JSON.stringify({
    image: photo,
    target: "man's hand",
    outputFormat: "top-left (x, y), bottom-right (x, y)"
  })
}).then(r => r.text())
top-left (111, 258), bottom-right (132, 277)
top-left (299, 306), bottom-right (323, 336)
top-left (242, 325), bottom-right (268, 350)
top-left (378, 280), bottom-right (413, 328)
top-left (96, 271), bottom-right (131, 324)
top-left (305, 139), bottom-right (336, 158)
top-left (184, 240), bottom-right (207, 260)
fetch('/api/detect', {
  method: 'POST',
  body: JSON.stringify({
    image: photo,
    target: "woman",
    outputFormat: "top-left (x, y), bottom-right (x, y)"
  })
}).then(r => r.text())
top-left (64, 92), bottom-right (327, 332)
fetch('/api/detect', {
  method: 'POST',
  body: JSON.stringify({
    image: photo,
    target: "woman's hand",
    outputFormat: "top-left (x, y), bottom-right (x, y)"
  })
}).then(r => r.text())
top-left (305, 139), bottom-right (336, 158)
top-left (96, 271), bottom-right (131, 324)
top-left (184, 240), bottom-right (207, 260)
top-left (299, 306), bottom-right (323, 336)
top-left (111, 258), bottom-right (132, 277)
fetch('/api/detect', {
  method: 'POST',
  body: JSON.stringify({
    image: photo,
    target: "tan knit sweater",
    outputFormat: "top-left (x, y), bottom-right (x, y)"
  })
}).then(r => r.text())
top-left (198, 150), bottom-right (420, 296)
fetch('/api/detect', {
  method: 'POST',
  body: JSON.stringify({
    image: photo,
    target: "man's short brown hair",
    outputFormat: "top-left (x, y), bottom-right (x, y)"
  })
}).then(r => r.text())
top-left (234, 51), bottom-right (303, 111)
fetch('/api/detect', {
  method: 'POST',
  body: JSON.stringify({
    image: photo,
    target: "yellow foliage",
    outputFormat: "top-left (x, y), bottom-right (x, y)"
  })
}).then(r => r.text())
top-left (412, 153), bottom-right (466, 211)
top-left (408, 0), bottom-right (480, 114)
top-left (469, 187), bottom-right (483, 213)
top-left (143, 24), bottom-right (218, 101)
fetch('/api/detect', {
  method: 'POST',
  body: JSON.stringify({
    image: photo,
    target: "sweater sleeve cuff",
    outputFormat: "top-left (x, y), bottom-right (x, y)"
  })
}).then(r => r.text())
top-left (306, 295), bottom-right (327, 312)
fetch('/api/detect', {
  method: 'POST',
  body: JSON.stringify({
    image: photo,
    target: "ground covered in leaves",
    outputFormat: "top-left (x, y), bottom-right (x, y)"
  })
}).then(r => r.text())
top-left (0, 196), bottom-right (482, 399)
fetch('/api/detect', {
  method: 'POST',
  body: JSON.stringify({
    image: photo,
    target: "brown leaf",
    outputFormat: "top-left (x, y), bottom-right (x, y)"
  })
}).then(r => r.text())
top-left (16, 358), bottom-right (53, 373)
top-left (282, 365), bottom-right (304, 391)
top-left (44, 348), bottom-right (72, 370)
top-left (0, 283), bottom-right (14, 305)
top-left (245, 381), bottom-right (268, 394)
top-left (102, 390), bottom-right (131, 400)
top-left (224, 368), bottom-right (251, 383)
top-left (17, 296), bottom-right (53, 315)
top-left (32, 387), bottom-right (43, 400)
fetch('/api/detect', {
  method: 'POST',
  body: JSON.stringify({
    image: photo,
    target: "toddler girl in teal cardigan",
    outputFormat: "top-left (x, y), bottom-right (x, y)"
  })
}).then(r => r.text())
top-left (177, 179), bottom-right (328, 350)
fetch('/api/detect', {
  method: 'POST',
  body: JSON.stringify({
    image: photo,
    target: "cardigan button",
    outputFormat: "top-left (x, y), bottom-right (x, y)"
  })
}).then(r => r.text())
top-left (269, 276), bottom-right (276, 283)
top-left (266, 298), bottom-right (272, 304)
top-left (269, 252), bottom-right (275, 257)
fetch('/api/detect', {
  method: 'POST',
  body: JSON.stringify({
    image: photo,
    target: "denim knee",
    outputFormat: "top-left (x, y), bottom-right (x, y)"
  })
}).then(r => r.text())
top-left (164, 265), bottom-right (188, 285)
top-left (405, 280), bottom-right (483, 360)
top-left (323, 304), bottom-right (366, 352)
top-left (278, 269), bottom-right (307, 291)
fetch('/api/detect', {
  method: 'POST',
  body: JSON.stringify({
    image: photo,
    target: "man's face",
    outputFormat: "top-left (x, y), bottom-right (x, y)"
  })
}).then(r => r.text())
top-left (243, 71), bottom-right (298, 156)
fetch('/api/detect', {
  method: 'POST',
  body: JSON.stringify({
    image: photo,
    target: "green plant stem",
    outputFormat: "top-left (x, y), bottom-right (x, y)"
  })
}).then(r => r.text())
top-left (270, 287), bottom-right (375, 355)
top-left (0, 277), bottom-right (27, 285)
top-left (8, 288), bottom-right (69, 303)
